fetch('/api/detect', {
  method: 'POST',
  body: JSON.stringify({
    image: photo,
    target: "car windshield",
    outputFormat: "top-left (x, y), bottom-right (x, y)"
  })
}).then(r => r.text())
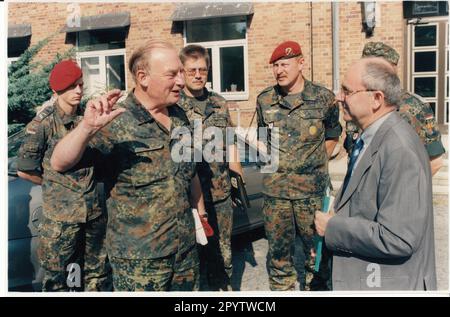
top-left (8, 129), bottom-right (25, 158)
top-left (236, 137), bottom-right (269, 166)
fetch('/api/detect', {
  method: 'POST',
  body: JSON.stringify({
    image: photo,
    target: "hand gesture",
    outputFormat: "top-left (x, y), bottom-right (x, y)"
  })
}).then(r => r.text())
top-left (83, 89), bottom-right (126, 133)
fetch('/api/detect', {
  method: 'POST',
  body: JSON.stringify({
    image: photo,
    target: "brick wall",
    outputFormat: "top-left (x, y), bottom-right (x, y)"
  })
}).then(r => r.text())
top-left (8, 2), bottom-right (406, 127)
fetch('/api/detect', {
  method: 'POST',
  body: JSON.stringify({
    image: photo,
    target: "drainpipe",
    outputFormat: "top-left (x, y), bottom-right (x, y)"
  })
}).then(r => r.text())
top-left (310, 1), bottom-right (314, 81)
top-left (332, 2), bottom-right (340, 94)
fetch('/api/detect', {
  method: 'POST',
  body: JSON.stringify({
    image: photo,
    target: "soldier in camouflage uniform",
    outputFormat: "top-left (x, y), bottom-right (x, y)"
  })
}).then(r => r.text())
top-left (50, 41), bottom-right (206, 291)
top-left (17, 60), bottom-right (112, 291)
top-left (256, 41), bottom-right (342, 291)
top-left (178, 45), bottom-right (245, 291)
top-left (344, 42), bottom-right (445, 175)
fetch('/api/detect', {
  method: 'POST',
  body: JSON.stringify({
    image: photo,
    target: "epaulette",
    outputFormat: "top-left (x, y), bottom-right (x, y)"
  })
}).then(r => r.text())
top-left (208, 91), bottom-right (227, 109)
top-left (26, 101), bottom-right (54, 134)
top-left (406, 91), bottom-right (428, 104)
top-left (311, 81), bottom-right (334, 94)
top-left (257, 86), bottom-right (275, 98)
top-left (34, 104), bottom-right (55, 122)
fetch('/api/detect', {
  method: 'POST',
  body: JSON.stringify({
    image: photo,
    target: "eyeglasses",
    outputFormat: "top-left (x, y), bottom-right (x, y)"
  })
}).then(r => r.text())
top-left (184, 67), bottom-right (208, 77)
top-left (340, 87), bottom-right (377, 99)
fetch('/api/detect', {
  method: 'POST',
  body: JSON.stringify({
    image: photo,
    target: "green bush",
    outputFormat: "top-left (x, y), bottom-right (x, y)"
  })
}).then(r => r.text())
top-left (8, 35), bottom-right (75, 135)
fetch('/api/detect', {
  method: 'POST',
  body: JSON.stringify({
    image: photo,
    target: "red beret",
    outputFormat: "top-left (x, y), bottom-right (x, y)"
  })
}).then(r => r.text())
top-left (269, 41), bottom-right (303, 64)
top-left (49, 60), bottom-right (82, 92)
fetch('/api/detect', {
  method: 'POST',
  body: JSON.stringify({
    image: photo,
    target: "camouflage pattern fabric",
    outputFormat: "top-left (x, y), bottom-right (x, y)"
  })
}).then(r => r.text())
top-left (200, 197), bottom-right (234, 290)
top-left (344, 91), bottom-right (445, 158)
top-left (91, 91), bottom-right (197, 261)
top-left (178, 88), bottom-right (233, 203)
top-left (178, 89), bottom-right (235, 290)
top-left (262, 196), bottom-right (331, 291)
top-left (37, 213), bottom-right (112, 291)
top-left (17, 99), bottom-right (108, 292)
top-left (17, 100), bottom-right (102, 223)
top-left (110, 246), bottom-right (199, 291)
top-left (256, 80), bottom-right (342, 199)
top-left (362, 41), bottom-right (400, 65)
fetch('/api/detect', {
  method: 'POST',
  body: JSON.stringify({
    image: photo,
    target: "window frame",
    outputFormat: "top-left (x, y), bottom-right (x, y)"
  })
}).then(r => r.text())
top-left (75, 32), bottom-right (127, 97)
top-left (408, 21), bottom-right (442, 122)
top-left (7, 57), bottom-right (19, 66)
top-left (413, 23), bottom-right (439, 49)
top-left (183, 19), bottom-right (249, 101)
top-left (412, 50), bottom-right (438, 74)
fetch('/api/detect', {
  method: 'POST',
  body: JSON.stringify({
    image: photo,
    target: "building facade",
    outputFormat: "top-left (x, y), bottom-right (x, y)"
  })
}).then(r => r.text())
top-left (8, 1), bottom-right (449, 128)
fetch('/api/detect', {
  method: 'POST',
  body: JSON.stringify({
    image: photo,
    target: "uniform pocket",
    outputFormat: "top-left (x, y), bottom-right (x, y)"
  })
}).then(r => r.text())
top-left (262, 110), bottom-right (283, 129)
top-left (37, 217), bottom-right (63, 239)
top-left (298, 108), bottom-right (324, 143)
top-left (207, 114), bottom-right (229, 128)
top-left (130, 141), bottom-right (170, 188)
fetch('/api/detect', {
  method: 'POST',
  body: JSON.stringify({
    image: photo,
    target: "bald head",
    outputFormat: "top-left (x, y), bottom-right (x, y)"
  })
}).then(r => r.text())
top-left (350, 57), bottom-right (401, 108)
top-left (129, 40), bottom-right (177, 82)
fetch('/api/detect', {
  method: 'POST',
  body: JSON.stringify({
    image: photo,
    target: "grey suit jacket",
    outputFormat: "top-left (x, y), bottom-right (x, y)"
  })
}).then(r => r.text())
top-left (325, 112), bottom-right (437, 290)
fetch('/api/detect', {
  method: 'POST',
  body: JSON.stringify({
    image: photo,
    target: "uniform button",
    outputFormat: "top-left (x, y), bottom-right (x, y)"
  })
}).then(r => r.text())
top-left (288, 134), bottom-right (291, 137)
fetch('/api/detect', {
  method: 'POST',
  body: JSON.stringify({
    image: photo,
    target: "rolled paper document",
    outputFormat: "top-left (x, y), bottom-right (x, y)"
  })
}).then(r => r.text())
top-left (192, 208), bottom-right (208, 245)
top-left (314, 189), bottom-right (335, 272)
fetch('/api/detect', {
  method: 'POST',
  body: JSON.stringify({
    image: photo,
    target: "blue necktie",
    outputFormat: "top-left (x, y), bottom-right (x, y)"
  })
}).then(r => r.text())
top-left (342, 137), bottom-right (364, 194)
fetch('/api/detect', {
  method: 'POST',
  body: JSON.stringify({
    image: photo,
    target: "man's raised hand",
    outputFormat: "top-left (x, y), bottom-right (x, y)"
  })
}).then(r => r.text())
top-left (83, 89), bottom-right (126, 133)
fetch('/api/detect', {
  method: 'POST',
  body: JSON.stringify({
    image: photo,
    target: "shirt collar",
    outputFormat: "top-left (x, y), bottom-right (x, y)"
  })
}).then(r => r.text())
top-left (270, 78), bottom-right (317, 108)
top-left (54, 100), bottom-right (79, 126)
top-left (124, 90), bottom-right (155, 126)
top-left (360, 111), bottom-right (395, 147)
top-left (179, 88), bottom-right (210, 115)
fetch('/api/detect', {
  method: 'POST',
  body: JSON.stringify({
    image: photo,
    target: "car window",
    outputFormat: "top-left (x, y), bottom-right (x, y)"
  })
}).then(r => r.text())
top-left (237, 138), bottom-right (268, 167)
top-left (8, 129), bottom-right (25, 158)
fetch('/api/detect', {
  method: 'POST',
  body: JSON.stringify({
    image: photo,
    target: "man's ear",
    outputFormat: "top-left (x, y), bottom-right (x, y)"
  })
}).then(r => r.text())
top-left (372, 90), bottom-right (385, 111)
top-left (297, 57), bottom-right (305, 72)
top-left (136, 69), bottom-right (149, 88)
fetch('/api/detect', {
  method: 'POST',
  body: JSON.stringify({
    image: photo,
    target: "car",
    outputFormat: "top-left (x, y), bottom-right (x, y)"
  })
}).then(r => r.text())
top-left (8, 130), bottom-right (264, 291)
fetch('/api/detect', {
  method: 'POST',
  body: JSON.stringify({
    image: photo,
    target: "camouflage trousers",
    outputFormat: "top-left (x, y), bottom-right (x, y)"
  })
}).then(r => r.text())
top-left (37, 213), bottom-right (112, 292)
top-left (199, 196), bottom-right (233, 291)
top-left (262, 195), bottom-right (331, 291)
top-left (110, 246), bottom-right (199, 291)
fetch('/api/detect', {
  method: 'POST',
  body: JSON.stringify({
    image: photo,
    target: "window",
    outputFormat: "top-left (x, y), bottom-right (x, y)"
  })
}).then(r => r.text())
top-left (75, 28), bottom-right (127, 97)
top-left (7, 57), bottom-right (19, 67)
top-left (7, 36), bottom-right (30, 66)
top-left (445, 23), bottom-right (449, 124)
top-left (404, 1), bottom-right (449, 19)
top-left (410, 23), bottom-right (440, 121)
top-left (414, 51), bottom-right (436, 72)
top-left (412, 2), bottom-right (439, 15)
top-left (413, 76), bottom-right (437, 97)
top-left (184, 16), bottom-right (249, 100)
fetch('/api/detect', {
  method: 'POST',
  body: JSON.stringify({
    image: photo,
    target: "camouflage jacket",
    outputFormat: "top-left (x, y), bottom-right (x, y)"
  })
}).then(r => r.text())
top-left (344, 90), bottom-right (445, 158)
top-left (92, 91), bottom-right (196, 260)
top-left (178, 89), bottom-right (232, 203)
top-left (17, 99), bottom-right (101, 224)
top-left (256, 80), bottom-right (342, 199)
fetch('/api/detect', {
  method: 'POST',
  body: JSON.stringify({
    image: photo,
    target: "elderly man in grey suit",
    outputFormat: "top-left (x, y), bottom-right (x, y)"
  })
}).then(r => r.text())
top-left (314, 57), bottom-right (437, 291)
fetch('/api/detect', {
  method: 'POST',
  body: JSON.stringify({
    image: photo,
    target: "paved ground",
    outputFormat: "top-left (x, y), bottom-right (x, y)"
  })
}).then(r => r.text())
top-left (227, 201), bottom-right (448, 292)
top-left (220, 152), bottom-right (449, 292)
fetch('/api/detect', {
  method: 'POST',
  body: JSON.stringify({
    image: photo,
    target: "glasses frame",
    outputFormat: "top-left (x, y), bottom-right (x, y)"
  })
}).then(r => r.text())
top-left (184, 67), bottom-right (209, 77)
